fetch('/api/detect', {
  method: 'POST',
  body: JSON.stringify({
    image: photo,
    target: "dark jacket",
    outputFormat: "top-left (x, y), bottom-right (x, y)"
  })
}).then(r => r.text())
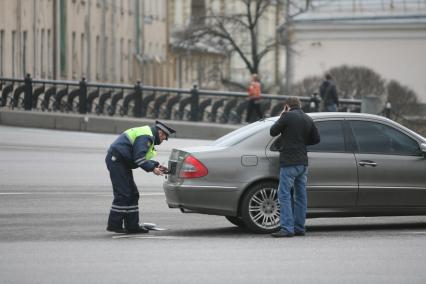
top-left (108, 126), bottom-right (160, 172)
top-left (270, 107), bottom-right (320, 166)
top-left (319, 80), bottom-right (339, 106)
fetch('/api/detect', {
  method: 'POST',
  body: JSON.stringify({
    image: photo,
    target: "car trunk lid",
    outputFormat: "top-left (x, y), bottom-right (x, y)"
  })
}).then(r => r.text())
top-left (166, 146), bottom-right (226, 182)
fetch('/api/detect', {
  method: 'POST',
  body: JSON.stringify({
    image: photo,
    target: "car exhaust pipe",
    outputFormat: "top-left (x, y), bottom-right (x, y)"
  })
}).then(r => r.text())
top-left (180, 207), bottom-right (199, 214)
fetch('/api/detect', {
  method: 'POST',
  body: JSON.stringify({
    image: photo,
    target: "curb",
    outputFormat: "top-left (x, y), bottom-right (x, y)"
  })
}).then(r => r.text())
top-left (0, 110), bottom-right (241, 140)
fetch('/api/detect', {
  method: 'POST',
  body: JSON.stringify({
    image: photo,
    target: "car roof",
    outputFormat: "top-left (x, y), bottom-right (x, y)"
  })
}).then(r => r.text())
top-left (264, 112), bottom-right (425, 141)
top-left (266, 112), bottom-right (389, 121)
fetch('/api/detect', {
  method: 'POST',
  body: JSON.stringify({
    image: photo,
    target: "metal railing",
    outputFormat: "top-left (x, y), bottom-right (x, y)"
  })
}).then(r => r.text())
top-left (0, 74), bottom-right (362, 124)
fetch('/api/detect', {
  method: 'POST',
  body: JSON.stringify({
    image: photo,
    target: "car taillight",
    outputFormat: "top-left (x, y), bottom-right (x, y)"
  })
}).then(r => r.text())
top-left (179, 155), bottom-right (208, 179)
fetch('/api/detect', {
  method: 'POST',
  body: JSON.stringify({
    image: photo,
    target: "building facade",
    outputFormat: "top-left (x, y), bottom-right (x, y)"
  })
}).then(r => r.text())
top-left (138, 0), bottom-right (172, 87)
top-left (167, 0), bottom-right (228, 90)
top-left (0, 0), bottom-right (284, 90)
top-left (292, 0), bottom-right (426, 102)
top-left (167, 0), bottom-right (284, 90)
top-left (0, 0), bottom-right (142, 84)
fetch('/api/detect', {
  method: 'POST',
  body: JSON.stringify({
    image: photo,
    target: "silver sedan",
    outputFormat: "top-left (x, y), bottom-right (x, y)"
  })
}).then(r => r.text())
top-left (163, 113), bottom-right (426, 233)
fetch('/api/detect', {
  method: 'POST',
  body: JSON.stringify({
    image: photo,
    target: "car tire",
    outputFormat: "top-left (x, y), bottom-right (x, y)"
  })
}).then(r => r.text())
top-left (225, 216), bottom-right (246, 228)
top-left (241, 181), bottom-right (280, 234)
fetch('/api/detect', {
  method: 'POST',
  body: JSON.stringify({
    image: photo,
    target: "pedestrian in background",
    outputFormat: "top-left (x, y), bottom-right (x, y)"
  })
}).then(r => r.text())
top-left (319, 73), bottom-right (339, 112)
top-left (270, 97), bottom-right (320, 238)
top-left (246, 73), bottom-right (263, 123)
top-left (105, 121), bottom-right (175, 234)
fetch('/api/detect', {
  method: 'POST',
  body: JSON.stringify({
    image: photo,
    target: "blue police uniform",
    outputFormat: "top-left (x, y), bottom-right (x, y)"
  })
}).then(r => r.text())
top-left (105, 122), bottom-right (175, 233)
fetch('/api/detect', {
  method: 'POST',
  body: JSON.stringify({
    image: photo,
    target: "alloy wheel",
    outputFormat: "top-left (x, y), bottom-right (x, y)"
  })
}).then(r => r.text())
top-left (247, 186), bottom-right (280, 231)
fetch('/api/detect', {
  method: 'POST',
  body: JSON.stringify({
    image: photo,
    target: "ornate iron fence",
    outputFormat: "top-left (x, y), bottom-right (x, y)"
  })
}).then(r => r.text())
top-left (0, 74), bottom-right (362, 123)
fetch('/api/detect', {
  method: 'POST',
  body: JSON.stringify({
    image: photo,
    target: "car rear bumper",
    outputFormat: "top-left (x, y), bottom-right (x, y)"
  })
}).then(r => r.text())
top-left (163, 181), bottom-right (242, 216)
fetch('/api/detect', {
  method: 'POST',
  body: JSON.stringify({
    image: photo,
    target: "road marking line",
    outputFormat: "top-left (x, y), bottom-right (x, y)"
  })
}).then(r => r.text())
top-left (0, 192), bottom-right (31, 195)
top-left (112, 235), bottom-right (182, 240)
top-left (140, 193), bottom-right (164, 196)
top-left (402, 231), bottom-right (426, 235)
top-left (0, 192), bottom-right (164, 196)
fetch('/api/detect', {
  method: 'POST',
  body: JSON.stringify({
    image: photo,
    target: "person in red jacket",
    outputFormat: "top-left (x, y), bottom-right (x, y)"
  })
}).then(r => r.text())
top-left (245, 74), bottom-right (263, 123)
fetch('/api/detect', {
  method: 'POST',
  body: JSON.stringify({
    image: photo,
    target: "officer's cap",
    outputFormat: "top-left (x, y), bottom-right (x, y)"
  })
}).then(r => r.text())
top-left (155, 121), bottom-right (176, 140)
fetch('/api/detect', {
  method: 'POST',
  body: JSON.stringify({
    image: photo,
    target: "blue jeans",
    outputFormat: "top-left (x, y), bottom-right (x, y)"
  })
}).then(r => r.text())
top-left (325, 104), bottom-right (337, 112)
top-left (278, 165), bottom-right (308, 234)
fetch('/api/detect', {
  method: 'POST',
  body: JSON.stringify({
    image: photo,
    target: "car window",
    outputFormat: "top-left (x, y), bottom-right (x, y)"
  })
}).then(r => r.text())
top-left (349, 120), bottom-right (421, 156)
top-left (307, 120), bottom-right (345, 152)
top-left (212, 120), bottom-right (271, 147)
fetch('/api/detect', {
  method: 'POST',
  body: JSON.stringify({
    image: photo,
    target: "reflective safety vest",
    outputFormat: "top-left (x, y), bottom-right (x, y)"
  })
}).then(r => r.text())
top-left (124, 126), bottom-right (157, 160)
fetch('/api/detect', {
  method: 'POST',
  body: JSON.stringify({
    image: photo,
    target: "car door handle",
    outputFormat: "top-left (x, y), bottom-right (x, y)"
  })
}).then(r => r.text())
top-left (358, 161), bottom-right (377, 167)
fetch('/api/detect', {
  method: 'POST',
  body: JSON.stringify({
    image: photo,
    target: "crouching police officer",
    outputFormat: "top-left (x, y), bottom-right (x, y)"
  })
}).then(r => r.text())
top-left (105, 121), bottom-right (176, 234)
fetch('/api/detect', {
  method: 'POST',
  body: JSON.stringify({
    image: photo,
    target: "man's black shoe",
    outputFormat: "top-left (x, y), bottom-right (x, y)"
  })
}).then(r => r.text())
top-left (106, 226), bottom-right (127, 234)
top-left (295, 231), bottom-right (305, 236)
top-left (126, 225), bottom-right (149, 234)
top-left (271, 230), bottom-right (294, 238)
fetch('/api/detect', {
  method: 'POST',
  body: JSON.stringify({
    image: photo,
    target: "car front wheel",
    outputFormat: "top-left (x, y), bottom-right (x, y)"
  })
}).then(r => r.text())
top-left (241, 182), bottom-right (280, 233)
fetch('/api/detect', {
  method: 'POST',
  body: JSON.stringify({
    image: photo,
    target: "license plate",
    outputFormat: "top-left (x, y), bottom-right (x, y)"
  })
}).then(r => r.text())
top-left (168, 161), bottom-right (177, 175)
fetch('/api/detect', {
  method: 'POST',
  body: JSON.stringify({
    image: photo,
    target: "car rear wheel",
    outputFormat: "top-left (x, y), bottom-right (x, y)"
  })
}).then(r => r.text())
top-left (241, 182), bottom-right (280, 233)
top-left (225, 216), bottom-right (246, 228)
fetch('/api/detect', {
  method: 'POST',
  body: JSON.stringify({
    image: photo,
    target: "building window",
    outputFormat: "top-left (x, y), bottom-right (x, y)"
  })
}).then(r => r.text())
top-left (0, 30), bottom-right (4, 76)
top-left (47, 29), bottom-right (52, 78)
top-left (104, 36), bottom-right (109, 81)
top-left (161, 0), bottom-right (166, 21)
top-left (40, 29), bottom-right (45, 77)
top-left (191, 59), bottom-right (196, 83)
top-left (120, 38), bottom-right (124, 82)
top-left (81, 33), bottom-right (85, 77)
top-left (59, 0), bottom-right (67, 77)
top-left (96, 35), bottom-right (100, 80)
top-left (12, 31), bottom-right (16, 77)
top-left (23, 31), bottom-right (28, 76)
top-left (72, 32), bottom-right (77, 79)
top-left (128, 39), bottom-right (132, 80)
top-left (184, 59), bottom-right (189, 83)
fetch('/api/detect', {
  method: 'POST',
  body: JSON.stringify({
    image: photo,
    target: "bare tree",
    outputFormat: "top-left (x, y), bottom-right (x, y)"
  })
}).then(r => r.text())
top-left (292, 75), bottom-right (322, 97)
top-left (176, 0), bottom-right (311, 88)
top-left (292, 65), bottom-right (387, 100)
top-left (387, 80), bottom-right (419, 117)
top-left (327, 65), bottom-right (386, 99)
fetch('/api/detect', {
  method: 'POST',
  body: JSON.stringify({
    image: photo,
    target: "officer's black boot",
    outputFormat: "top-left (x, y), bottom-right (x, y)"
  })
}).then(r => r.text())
top-left (125, 211), bottom-right (149, 234)
top-left (107, 210), bottom-right (126, 233)
top-left (126, 225), bottom-right (149, 234)
top-left (106, 226), bottom-right (127, 234)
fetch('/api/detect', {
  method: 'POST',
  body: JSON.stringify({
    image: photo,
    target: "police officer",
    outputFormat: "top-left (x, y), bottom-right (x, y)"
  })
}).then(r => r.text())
top-left (105, 121), bottom-right (176, 234)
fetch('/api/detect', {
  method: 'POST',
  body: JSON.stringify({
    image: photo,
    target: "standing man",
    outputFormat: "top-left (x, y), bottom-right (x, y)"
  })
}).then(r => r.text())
top-left (319, 73), bottom-right (339, 112)
top-left (105, 121), bottom-right (176, 234)
top-left (270, 97), bottom-right (320, 238)
top-left (246, 73), bottom-right (263, 123)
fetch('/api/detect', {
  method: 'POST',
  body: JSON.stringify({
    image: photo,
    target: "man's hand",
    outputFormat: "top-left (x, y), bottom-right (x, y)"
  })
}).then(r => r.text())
top-left (280, 104), bottom-right (290, 116)
top-left (153, 167), bottom-right (164, 176)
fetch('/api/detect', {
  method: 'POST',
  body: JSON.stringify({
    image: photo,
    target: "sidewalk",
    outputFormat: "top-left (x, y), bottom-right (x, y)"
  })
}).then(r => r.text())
top-left (0, 109), bottom-right (240, 140)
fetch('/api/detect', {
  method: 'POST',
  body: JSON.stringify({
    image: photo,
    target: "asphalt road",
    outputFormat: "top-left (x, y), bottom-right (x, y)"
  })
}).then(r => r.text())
top-left (1, 125), bottom-right (426, 284)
